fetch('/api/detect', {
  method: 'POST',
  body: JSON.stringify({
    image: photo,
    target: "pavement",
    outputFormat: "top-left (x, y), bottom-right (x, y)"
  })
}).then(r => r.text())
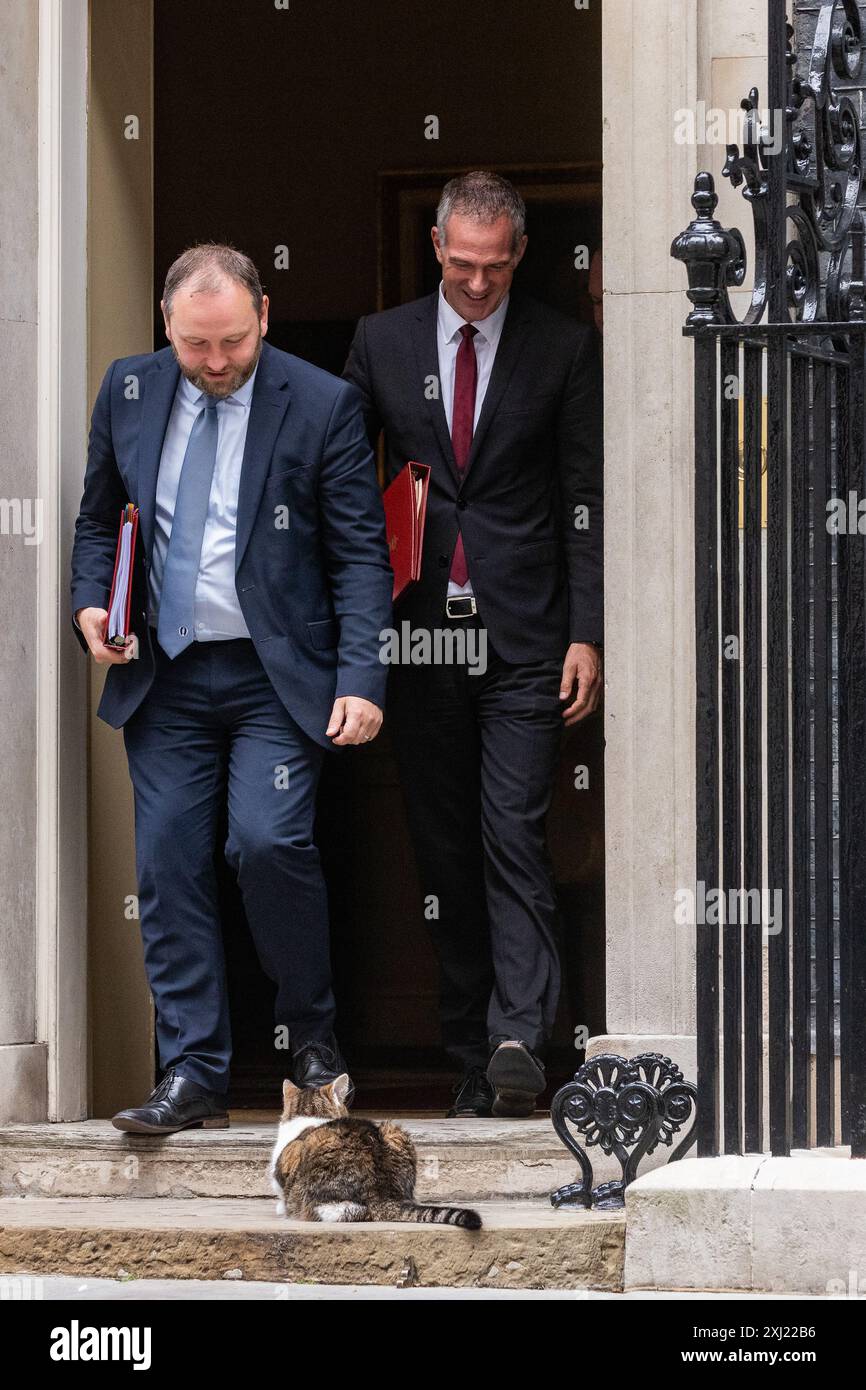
top-left (3, 1273), bottom-right (825, 1300)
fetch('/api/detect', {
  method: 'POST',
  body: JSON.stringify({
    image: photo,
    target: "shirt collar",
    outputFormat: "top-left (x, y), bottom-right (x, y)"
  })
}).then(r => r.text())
top-left (179, 360), bottom-right (259, 408)
top-left (437, 280), bottom-right (510, 349)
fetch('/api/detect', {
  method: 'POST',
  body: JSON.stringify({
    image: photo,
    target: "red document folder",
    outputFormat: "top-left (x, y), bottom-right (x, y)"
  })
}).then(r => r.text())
top-left (382, 461), bottom-right (431, 601)
top-left (105, 503), bottom-right (140, 646)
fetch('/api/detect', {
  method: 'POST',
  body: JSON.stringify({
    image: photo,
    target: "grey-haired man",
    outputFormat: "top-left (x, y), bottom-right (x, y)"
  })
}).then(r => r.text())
top-left (344, 172), bottom-right (603, 1117)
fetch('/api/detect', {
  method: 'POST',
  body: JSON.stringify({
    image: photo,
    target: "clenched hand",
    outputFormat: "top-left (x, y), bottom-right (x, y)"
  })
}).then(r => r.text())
top-left (326, 696), bottom-right (384, 746)
top-left (559, 642), bottom-right (603, 725)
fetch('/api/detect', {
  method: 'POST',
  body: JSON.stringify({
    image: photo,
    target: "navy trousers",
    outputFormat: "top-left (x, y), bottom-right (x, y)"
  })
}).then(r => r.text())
top-left (122, 635), bottom-right (333, 1095)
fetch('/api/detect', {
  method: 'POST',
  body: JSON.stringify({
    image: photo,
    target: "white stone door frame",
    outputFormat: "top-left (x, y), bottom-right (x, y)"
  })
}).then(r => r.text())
top-left (592, 2), bottom-right (771, 1100)
top-left (35, 0), bottom-right (90, 1121)
top-left (28, 0), bottom-right (737, 1123)
top-left (591, 0), bottom-right (701, 1078)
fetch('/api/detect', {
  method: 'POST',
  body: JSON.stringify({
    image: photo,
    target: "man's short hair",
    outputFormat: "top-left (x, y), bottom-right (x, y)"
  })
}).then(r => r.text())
top-left (436, 172), bottom-right (526, 255)
top-left (162, 243), bottom-right (264, 317)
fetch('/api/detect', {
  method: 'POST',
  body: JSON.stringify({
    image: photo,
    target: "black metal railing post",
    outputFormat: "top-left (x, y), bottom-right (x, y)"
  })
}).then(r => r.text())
top-left (839, 217), bottom-right (866, 1157)
top-left (721, 335), bottom-right (743, 1155)
top-left (694, 327), bottom-right (721, 1158)
top-left (766, 0), bottom-right (792, 1155)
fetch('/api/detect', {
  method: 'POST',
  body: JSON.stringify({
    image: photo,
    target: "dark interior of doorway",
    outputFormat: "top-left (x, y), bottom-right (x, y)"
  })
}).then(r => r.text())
top-left (153, 0), bottom-right (605, 1110)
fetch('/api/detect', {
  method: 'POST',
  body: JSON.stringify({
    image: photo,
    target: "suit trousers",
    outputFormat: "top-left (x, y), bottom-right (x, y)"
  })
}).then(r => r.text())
top-left (385, 614), bottom-right (564, 1069)
top-left (122, 635), bottom-right (333, 1095)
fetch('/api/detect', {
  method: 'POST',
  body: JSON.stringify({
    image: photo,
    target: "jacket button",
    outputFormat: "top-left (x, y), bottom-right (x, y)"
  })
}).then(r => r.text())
top-left (457, 498), bottom-right (468, 510)
top-left (438, 555), bottom-right (448, 567)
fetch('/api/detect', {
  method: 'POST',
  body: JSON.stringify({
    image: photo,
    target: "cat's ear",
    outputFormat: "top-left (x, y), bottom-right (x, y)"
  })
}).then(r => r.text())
top-left (282, 1078), bottom-right (300, 1104)
top-left (331, 1073), bottom-right (352, 1105)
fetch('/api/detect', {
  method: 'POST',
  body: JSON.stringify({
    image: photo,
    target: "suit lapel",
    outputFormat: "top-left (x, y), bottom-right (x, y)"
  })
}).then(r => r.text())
top-left (463, 294), bottom-right (531, 479)
top-left (411, 293), bottom-right (461, 490)
top-left (137, 351), bottom-right (181, 561)
top-left (234, 342), bottom-right (292, 571)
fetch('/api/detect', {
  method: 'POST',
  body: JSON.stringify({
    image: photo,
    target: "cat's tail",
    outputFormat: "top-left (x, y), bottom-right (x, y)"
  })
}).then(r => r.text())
top-left (368, 1200), bottom-right (482, 1229)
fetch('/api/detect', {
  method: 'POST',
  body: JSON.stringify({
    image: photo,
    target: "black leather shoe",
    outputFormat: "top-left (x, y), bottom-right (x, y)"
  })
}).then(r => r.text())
top-left (486, 1039), bottom-right (546, 1117)
top-left (111, 1068), bottom-right (230, 1134)
top-left (446, 1065), bottom-right (495, 1117)
top-left (292, 1034), bottom-right (355, 1105)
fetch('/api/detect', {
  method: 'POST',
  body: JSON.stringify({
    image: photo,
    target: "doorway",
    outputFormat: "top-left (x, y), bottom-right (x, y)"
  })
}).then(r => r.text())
top-left (89, 0), bottom-right (605, 1113)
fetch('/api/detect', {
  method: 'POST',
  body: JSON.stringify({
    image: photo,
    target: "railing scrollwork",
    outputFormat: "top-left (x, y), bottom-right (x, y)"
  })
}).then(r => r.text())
top-left (672, 1), bottom-right (865, 337)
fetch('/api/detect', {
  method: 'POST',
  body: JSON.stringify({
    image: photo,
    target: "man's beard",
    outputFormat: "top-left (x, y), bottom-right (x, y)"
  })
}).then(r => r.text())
top-left (171, 331), bottom-right (262, 398)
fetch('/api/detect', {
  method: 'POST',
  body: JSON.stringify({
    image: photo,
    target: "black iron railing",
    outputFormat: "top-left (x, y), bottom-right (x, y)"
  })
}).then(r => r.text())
top-left (672, 0), bottom-right (866, 1157)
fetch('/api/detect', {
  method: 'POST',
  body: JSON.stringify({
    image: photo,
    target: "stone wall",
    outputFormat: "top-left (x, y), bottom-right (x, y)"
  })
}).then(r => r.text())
top-left (0, 0), bottom-right (44, 1116)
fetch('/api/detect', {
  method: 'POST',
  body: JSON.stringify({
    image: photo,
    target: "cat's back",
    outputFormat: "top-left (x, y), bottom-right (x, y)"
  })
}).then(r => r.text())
top-left (288, 1114), bottom-right (415, 1181)
top-left (300, 1115), bottom-right (389, 1156)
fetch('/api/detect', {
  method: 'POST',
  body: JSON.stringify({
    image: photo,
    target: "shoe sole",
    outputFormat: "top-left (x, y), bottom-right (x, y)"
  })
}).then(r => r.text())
top-left (487, 1047), bottom-right (545, 1118)
top-left (111, 1113), bottom-right (230, 1134)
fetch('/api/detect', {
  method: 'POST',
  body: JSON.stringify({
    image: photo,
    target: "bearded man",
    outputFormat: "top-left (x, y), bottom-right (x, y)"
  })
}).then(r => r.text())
top-left (71, 243), bottom-right (393, 1131)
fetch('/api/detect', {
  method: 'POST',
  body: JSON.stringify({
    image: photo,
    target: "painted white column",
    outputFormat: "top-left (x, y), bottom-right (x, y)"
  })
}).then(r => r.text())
top-left (0, 0), bottom-right (89, 1123)
top-left (27, 0), bottom-right (88, 1122)
top-left (593, 0), bottom-right (766, 1085)
top-left (0, 0), bottom-right (43, 1122)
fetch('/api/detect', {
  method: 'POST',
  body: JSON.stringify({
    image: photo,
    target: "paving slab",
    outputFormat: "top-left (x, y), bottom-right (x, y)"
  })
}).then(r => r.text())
top-left (0, 1196), bottom-right (624, 1291)
top-left (625, 1149), bottom-right (866, 1295)
top-left (0, 1113), bottom-right (578, 1201)
top-left (1, 1273), bottom-right (819, 1300)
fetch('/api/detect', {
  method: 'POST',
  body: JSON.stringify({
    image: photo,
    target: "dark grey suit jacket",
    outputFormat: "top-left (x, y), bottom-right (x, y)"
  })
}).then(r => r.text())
top-left (343, 288), bottom-right (603, 660)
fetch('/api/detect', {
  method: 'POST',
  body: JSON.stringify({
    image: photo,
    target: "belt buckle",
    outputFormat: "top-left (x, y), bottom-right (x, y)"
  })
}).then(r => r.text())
top-left (445, 596), bottom-right (477, 619)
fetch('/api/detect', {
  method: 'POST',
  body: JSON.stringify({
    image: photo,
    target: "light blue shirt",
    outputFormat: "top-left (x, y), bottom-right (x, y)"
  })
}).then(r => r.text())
top-left (148, 365), bottom-right (258, 639)
top-left (437, 281), bottom-right (509, 598)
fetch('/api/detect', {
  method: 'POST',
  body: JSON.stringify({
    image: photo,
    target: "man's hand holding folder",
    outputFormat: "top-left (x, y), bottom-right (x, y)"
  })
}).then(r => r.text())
top-left (75, 607), bottom-right (139, 663)
top-left (75, 503), bottom-right (141, 663)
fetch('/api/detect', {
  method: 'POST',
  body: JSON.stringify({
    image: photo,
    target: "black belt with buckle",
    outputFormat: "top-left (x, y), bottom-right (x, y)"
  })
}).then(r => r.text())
top-left (445, 596), bottom-right (478, 618)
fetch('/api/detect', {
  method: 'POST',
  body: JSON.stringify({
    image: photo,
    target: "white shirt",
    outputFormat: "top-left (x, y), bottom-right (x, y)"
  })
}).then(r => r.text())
top-left (436, 281), bottom-right (509, 598)
top-left (148, 364), bottom-right (258, 639)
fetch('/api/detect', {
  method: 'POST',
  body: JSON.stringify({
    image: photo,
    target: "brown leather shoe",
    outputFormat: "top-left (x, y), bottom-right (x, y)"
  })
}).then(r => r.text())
top-left (111, 1068), bottom-right (230, 1133)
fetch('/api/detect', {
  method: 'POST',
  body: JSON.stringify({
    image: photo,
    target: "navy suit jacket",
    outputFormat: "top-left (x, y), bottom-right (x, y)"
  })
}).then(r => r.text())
top-left (343, 290), bottom-right (603, 660)
top-left (70, 340), bottom-right (394, 749)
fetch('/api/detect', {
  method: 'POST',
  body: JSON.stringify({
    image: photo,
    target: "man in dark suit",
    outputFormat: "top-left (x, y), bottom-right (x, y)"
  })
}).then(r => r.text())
top-left (72, 244), bottom-right (393, 1132)
top-left (344, 171), bottom-right (603, 1118)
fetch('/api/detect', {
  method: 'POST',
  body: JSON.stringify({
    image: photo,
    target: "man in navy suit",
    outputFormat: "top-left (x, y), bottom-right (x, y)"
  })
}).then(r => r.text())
top-left (71, 244), bottom-right (393, 1132)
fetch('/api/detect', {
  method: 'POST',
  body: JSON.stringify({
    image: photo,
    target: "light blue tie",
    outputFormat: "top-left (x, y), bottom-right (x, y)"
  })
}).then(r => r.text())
top-left (156, 395), bottom-right (220, 658)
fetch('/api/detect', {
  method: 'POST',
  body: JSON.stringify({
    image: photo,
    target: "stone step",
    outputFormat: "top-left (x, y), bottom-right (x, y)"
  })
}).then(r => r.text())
top-left (0, 1197), bottom-right (624, 1290)
top-left (0, 1113), bottom-right (579, 1203)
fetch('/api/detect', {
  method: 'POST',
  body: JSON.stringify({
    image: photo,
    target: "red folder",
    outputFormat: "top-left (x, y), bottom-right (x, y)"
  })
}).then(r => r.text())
top-left (105, 503), bottom-right (140, 646)
top-left (383, 461), bottom-right (430, 601)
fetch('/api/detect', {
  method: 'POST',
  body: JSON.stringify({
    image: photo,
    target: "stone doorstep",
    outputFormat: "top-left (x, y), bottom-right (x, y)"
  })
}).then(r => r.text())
top-left (0, 1198), bottom-right (625, 1291)
top-left (0, 1114), bottom-right (581, 1202)
top-left (624, 1149), bottom-right (866, 1296)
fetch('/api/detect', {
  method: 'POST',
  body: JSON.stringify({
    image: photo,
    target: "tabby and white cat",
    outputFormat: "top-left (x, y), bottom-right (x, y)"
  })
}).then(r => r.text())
top-left (269, 1073), bottom-right (482, 1228)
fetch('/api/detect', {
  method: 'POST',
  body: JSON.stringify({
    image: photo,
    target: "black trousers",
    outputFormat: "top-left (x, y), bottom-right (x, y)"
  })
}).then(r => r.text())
top-left (385, 614), bottom-right (564, 1069)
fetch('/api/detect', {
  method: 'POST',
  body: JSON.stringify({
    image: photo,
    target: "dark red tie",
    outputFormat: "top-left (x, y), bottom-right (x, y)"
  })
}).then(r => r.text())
top-left (449, 323), bottom-right (478, 586)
